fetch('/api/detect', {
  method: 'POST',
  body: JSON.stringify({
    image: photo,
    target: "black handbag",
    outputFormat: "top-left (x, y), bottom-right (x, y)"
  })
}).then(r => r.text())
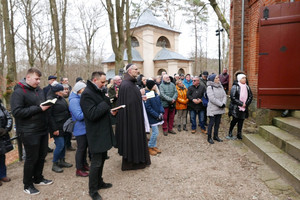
top-left (63, 118), bottom-right (77, 133)
top-left (0, 133), bottom-right (13, 155)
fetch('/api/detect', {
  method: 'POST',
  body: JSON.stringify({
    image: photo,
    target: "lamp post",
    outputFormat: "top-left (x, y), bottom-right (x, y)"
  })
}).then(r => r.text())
top-left (216, 28), bottom-right (224, 75)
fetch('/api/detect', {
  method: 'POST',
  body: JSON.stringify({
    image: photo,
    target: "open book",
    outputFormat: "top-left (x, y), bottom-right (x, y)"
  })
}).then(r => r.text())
top-left (146, 91), bottom-right (155, 99)
top-left (40, 98), bottom-right (57, 106)
top-left (111, 105), bottom-right (126, 111)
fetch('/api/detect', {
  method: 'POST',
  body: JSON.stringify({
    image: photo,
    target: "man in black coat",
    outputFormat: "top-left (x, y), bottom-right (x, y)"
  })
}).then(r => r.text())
top-left (115, 63), bottom-right (151, 171)
top-left (10, 68), bottom-right (53, 195)
top-left (43, 75), bottom-right (57, 99)
top-left (80, 71), bottom-right (117, 200)
top-left (187, 76), bottom-right (206, 134)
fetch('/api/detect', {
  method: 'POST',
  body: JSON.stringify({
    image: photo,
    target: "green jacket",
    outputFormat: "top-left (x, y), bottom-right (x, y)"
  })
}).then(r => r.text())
top-left (159, 81), bottom-right (178, 108)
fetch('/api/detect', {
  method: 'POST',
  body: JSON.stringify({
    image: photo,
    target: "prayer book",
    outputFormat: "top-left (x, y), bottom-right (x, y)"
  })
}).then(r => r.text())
top-left (40, 98), bottom-right (57, 106)
top-left (111, 105), bottom-right (126, 111)
top-left (146, 91), bottom-right (155, 99)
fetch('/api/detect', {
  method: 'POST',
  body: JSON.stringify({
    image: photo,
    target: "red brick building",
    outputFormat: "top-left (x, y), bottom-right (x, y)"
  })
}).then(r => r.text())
top-left (229, 0), bottom-right (300, 114)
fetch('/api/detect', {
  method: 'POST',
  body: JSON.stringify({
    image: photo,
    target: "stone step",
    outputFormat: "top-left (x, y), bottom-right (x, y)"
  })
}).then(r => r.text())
top-left (273, 117), bottom-right (300, 138)
top-left (291, 110), bottom-right (300, 119)
top-left (243, 133), bottom-right (300, 194)
top-left (259, 126), bottom-right (300, 162)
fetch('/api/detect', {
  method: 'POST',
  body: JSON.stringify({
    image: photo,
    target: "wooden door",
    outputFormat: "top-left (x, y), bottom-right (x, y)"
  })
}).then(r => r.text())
top-left (258, 1), bottom-right (300, 109)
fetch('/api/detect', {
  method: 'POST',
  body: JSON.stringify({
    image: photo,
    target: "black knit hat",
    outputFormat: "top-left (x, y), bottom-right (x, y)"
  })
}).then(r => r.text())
top-left (146, 80), bottom-right (156, 90)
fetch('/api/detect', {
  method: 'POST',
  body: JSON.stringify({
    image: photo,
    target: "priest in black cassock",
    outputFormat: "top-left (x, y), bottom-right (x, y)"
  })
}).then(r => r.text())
top-left (115, 63), bottom-right (151, 171)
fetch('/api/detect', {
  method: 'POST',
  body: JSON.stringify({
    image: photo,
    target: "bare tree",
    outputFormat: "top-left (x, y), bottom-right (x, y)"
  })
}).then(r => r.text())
top-left (102, 0), bottom-right (125, 74)
top-left (208, 0), bottom-right (230, 36)
top-left (183, 0), bottom-right (208, 75)
top-left (18, 0), bottom-right (40, 67)
top-left (1, 0), bottom-right (17, 108)
top-left (0, 5), bottom-right (5, 77)
top-left (76, 2), bottom-right (106, 77)
top-left (49, 0), bottom-right (67, 79)
top-left (146, 0), bottom-right (182, 30)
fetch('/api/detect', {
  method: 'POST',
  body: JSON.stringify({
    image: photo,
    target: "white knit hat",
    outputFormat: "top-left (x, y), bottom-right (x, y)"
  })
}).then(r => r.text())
top-left (237, 74), bottom-right (246, 82)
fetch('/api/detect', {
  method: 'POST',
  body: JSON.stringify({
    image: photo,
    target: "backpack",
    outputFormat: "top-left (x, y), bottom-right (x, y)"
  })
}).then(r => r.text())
top-left (201, 86), bottom-right (213, 107)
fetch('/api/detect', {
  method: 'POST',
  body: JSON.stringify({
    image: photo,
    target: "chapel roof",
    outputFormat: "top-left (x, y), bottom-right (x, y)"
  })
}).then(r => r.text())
top-left (130, 9), bottom-right (180, 33)
top-left (101, 47), bottom-right (144, 64)
top-left (153, 47), bottom-right (193, 61)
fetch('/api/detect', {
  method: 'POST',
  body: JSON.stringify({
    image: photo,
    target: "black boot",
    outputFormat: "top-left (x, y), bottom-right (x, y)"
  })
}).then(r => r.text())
top-left (58, 158), bottom-right (73, 168)
top-left (207, 134), bottom-right (214, 144)
top-left (228, 130), bottom-right (233, 137)
top-left (183, 124), bottom-right (188, 131)
top-left (52, 162), bottom-right (63, 173)
top-left (213, 134), bottom-right (223, 142)
top-left (177, 125), bottom-right (181, 132)
top-left (237, 132), bottom-right (243, 140)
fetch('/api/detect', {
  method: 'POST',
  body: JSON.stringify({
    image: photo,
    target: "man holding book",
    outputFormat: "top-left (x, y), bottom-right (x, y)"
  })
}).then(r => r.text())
top-left (80, 71), bottom-right (117, 200)
top-left (10, 68), bottom-right (53, 195)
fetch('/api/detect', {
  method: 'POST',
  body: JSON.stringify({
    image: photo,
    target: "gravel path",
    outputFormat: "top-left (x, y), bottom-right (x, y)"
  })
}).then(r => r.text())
top-left (1, 115), bottom-right (299, 200)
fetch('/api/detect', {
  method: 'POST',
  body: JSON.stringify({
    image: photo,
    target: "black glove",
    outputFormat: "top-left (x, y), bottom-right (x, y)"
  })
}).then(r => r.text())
top-left (0, 128), bottom-right (7, 137)
top-left (220, 104), bottom-right (226, 108)
top-left (157, 113), bottom-right (164, 121)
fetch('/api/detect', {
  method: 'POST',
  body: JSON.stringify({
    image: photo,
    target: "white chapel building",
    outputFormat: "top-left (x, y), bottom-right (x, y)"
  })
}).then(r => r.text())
top-left (102, 9), bottom-right (193, 78)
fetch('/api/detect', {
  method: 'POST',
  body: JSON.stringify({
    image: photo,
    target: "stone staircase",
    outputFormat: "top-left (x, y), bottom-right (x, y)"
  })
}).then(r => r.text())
top-left (243, 110), bottom-right (300, 194)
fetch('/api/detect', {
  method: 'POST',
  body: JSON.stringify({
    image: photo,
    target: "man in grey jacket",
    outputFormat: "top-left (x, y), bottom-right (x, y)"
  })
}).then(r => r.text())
top-left (159, 75), bottom-right (178, 136)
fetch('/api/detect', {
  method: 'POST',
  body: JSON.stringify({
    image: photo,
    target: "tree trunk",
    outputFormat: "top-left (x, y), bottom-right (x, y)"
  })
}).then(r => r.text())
top-left (49, 0), bottom-right (62, 79)
top-left (2, 0), bottom-right (16, 109)
top-left (0, 6), bottom-right (4, 77)
top-left (126, 0), bottom-right (132, 64)
top-left (209, 0), bottom-right (230, 37)
top-left (61, 0), bottom-right (67, 77)
top-left (105, 0), bottom-right (125, 75)
top-left (194, 14), bottom-right (197, 76)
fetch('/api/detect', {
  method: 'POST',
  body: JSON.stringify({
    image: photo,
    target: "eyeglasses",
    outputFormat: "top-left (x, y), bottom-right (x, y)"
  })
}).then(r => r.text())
top-left (192, 80), bottom-right (199, 82)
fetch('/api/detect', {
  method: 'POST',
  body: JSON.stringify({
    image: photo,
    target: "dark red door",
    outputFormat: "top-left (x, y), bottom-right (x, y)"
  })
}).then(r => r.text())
top-left (258, 2), bottom-right (300, 109)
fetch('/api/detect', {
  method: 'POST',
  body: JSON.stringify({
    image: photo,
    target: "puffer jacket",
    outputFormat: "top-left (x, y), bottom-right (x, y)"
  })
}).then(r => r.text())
top-left (176, 85), bottom-right (188, 110)
top-left (159, 81), bottom-right (178, 108)
top-left (69, 92), bottom-right (86, 137)
top-left (0, 101), bottom-right (13, 155)
top-left (229, 80), bottom-right (253, 119)
top-left (206, 81), bottom-right (227, 116)
top-left (144, 89), bottom-right (165, 125)
top-left (11, 78), bottom-right (48, 134)
top-left (47, 89), bottom-right (71, 137)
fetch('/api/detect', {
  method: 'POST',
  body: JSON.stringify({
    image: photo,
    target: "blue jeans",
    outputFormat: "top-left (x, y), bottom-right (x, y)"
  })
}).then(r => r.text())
top-left (0, 154), bottom-right (6, 179)
top-left (53, 136), bottom-right (67, 162)
top-left (190, 110), bottom-right (205, 130)
top-left (148, 125), bottom-right (159, 148)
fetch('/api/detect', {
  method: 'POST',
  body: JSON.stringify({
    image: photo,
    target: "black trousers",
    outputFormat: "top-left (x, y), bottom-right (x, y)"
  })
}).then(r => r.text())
top-left (89, 151), bottom-right (107, 195)
top-left (207, 114), bottom-right (222, 137)
top-left (65, 132), bottom-right (72, 148)
top-left (75, 135), bottom-right (88, 170)
top-left (20, 131), bottom-right (48, 188)
top-left (229, 117), bottom-right (245, 133)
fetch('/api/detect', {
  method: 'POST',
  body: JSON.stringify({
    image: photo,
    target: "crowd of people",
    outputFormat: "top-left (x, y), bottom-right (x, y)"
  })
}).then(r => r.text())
top-left (0, 65), bottom-right (253, 200)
